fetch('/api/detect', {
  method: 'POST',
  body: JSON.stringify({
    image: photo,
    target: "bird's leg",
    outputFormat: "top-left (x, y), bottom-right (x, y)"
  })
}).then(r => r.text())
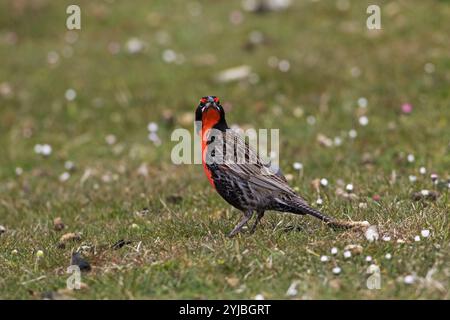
top-left (228, 210), bottom-right (253, 237)
top-left (250, 210), bottom-right (265, 234)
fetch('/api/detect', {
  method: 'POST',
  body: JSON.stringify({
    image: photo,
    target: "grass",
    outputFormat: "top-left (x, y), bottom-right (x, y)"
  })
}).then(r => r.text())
top-left (0, 0), bottom-right (449, 299)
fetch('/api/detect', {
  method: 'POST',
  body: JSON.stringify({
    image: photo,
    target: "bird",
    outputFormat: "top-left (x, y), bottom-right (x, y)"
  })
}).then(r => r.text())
top-left (196, 96), bottom-right (369, 237)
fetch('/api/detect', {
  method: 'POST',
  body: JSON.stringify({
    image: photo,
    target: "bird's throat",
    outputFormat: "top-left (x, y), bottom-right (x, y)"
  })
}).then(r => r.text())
top-left (200, 108), bottom-right (223, 188)
top-left (201, 108), bottom-right (221, 131)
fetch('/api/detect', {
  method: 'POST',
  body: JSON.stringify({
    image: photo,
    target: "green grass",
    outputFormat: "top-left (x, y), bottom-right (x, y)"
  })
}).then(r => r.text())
top-left (0, 0), bottom-right (449, 299)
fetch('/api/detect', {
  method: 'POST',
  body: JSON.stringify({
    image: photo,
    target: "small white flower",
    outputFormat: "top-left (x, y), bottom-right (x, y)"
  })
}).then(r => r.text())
top-left (408, 175), bottom-right (417, 182)
top-left (414, 235), bottom-right (421, 242)
top-left (320, 255), bottom-right (329, 262)
top-left (254, 294), bottom-right (265, 300)
top-left (407, 154), bottom-right (415, 163)
top-left (316, 198), bottom-right (323, 205)
top-left (419, 166), bottom-right (427, 175)
top-left (404, 275), bottom-right (415, 284)
top-left (306, 115), bottom-right (316, 125)
top-left (359, 116), bottom-right (369, 126)
top-left (47, 51), bottom-right (60, 64)
top-left (286, 281), bottom-right (299, 297)
top-left (357, 97), bottom-right (368, 108)
top-left (382, 236), bottom-right (391, 242)
top-left (162, 49), bottom-right (177, 63)
top-left (147, 122), bottom-right (159, 132)
top-left (12, 249), bottom-right (18, 254)
top-left (65, 88), bottom-right (77, 101)
top-left (64, 161), bottom-right (75, 170)
top-left (278, 59), bottom-right (291, 72)
top-left (365, 256), bottom-right (372, 262)
top-left (332, 266), bottom-right (341, 274)
top-left (385, 253), bottom-right (392, 260)
top-left (421, 229), bottom-right (430, 238)
top-left (345, 184), bottom-right (354, 192)
top-left (293, 107), bottom-right (304, 118)
top-left (397, 239), bottom-right (405, 244)
top-left (320, 178), bottom-right (329, 187)
top-left (59, 172), bottom-right (70, 182)
top-left (331, 247), bottom-right (338, 255)
top-left (343, 251), bottom-right (352, 259)
top-left (358, 202), bottom-right (368, 209)
top-left (365, 225), bottom-right (379, 242)
top-left (148, 132), bottom-right (161, 145)
top-left (348, 129), bottom-right (357, 139)
top-left (420, 189), bottom-right (430, 196)
top-left (34, 144), bottom-right (43, 154)
top-left (105, 134), bottom-right (117, 145)
top-left (293, 162), bottom-right (303, 170)
top-left (36, 250), bottom-right (44, 258)
top-left (15, 167), bottom-right (23, 176)
top-left (126, 37), bottom-right (144, 54)
top-left (41, 144), bottom-right (52, 156)
top-left (333, 136), bottom-right (343, 146)
top-left (131, 223), bottom-right (139, 229)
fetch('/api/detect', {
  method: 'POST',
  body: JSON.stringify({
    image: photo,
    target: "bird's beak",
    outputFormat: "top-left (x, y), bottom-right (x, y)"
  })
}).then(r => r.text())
top-left (202, 102), bottom-right (219, 113)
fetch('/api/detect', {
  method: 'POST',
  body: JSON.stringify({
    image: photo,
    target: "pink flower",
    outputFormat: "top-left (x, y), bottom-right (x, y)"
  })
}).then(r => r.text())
top-left (401, 103), bottom-right (413, 114)
top-left (372, 194), bottom-right (381, 202)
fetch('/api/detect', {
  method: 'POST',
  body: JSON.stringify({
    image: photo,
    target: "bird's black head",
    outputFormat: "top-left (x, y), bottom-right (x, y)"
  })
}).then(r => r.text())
top-left (195, 96), bottom-right (228, 133)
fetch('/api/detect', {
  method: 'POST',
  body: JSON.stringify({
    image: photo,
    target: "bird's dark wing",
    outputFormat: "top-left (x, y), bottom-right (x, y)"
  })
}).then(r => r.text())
top-left (208, 129), bottom-right (305, 200)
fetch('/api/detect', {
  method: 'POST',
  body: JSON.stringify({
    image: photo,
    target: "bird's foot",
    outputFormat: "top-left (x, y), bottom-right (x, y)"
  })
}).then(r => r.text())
top-left (228, 211), bottom-right (253, 238)
top-left (249, 211), bottom-right (265, 234)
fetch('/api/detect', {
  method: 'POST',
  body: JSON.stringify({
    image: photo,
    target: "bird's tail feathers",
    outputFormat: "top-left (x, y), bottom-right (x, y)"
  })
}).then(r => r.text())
top-left (288, 199), bottom-right (369, 229)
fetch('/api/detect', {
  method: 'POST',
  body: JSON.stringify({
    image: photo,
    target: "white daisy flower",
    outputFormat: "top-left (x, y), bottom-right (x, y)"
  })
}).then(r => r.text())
top-left (404, 275), bottom-right (415, 284)
top-left (332, 266), bottom-right (341, 274)
top-left (293, 162), bottom-right (303, 170)
top-left (65, 88), bottom-right (77, 101)
top-left (421, 229), bottom-right (430, 238)
top-left (359, 116), bottom-right (369, 126)
top-left (147, 122), bottom-right (159, 132)
top-left (348, 129), bottom-right (357, 139)
top-left (357, 97), bottom-right (368, 108)
top-left (59, 172), bottom-right (70, 182)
